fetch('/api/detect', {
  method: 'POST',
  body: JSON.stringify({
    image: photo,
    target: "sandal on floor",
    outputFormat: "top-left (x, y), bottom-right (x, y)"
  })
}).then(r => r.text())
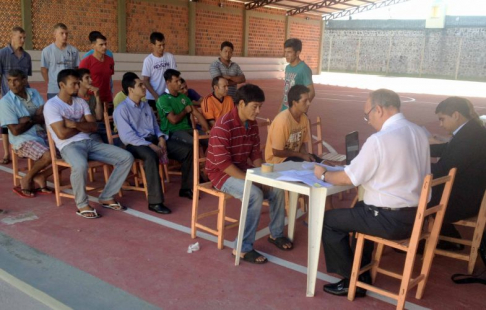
top-left (13, 186), bottom-right (35, 198)
top-left (234, 249), bottom-right (268, 264)
top-left (76, 209), bottom-right (101, 219)
top-left (35, 187), bottom-right (54, 195)
top-left (268, 236), bottom-right (293, 251)
top-left (101, 201), bottom-right (127, 211)
top-left (1, 158), bottom-right (11, 165)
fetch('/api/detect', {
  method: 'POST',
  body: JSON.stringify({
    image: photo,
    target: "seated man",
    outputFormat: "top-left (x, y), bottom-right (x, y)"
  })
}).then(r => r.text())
top-left (201, 76), bottom-right (234, 128)
top-left (180, 78), bottom-right (202, 106)
top-left (114, 72), bottom-right (170, 213)
top-left (206, 84), bottom-right (292, 264)
top-left (77, 68), bottom-right (105, 142)
top-left (265, 84), bottom-right (314, 164)
top-left (429, 97), bottom-right (486, 262)
top-left (156, 69), bottom-right (209, 147)
top-left (0, 69), bottom-right (52, 197)
top-left (43, 69), bottom-right (134, 218)
top-left (313, 89), bottom-right (430, 297)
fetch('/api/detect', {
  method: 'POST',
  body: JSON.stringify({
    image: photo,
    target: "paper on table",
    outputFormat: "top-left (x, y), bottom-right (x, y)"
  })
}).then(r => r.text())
top-left (276, 170), bottom-right (333, 188)
top-left (301, 161), bottom-right (345, 172)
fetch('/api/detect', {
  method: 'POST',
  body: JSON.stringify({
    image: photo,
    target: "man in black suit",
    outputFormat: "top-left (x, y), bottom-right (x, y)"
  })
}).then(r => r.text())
top-left (430, 97), bottom-right (486, 264)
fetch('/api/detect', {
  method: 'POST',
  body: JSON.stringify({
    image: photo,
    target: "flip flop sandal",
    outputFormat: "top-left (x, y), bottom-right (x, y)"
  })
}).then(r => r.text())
top-left (268, 236), bottom-right (293, 251)
top-left (233, 249), bottom-right (268, 264)
top-left (76, 209), bottom-right (101, 219)
top-left (101, 201), bottom-right (127, 211)
top-left (13, 186), bottom-right (35, 198)
top-left (35, 187), bottom-right (54, 195)
top-left (1, 158), bottom-right (11, 165)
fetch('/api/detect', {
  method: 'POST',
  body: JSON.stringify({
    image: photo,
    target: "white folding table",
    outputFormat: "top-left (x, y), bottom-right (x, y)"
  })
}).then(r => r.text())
top-left (234, 161), bottom-right (354, 297)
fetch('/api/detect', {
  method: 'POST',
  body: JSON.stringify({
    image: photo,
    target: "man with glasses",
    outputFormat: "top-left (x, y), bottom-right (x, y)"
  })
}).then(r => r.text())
top-left (313, 89), bottom-right (430, 298)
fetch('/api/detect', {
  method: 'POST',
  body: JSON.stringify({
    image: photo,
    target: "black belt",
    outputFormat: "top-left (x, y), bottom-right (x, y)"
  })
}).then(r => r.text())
top-left (366, 204), bottom-right (417, 212)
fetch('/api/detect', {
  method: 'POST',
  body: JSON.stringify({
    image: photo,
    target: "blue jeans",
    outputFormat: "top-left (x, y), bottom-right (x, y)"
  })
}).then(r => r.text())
top-left (221, 177), bottom-right (286, 252)
top-left (60, 139), bottom-right (134, 209)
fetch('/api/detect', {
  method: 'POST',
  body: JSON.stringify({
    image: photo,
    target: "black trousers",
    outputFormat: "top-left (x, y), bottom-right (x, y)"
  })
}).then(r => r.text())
top-left (322, 201), bottom-right (417, 279)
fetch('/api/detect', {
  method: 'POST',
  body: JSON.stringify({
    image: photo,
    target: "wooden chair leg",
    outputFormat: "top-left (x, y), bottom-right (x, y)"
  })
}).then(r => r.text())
top-left (158, 165), bottom-right (165, 194)
top-left (88, 167), bottom-right (94, 182)
top-left (139, 162), bottom-right (148, 198)
top-left (371, 243), bottom-right (384, 284)
top-left (191, 188), bottom-right (200, 239)
top-left (217, 197), bottom-right (226, 250)
top-left (397, 249), bottom-right (417, 310)
top-left (469, 211), bottom-right (486, 274)
top-left (52, 164), bottom-right (62, 207)
top-left (348, 233), bottom-right (365, 301)
top-left (12, 150), bottom-right (19, 187)
top-left (163, 164), bottom-right (170, 182)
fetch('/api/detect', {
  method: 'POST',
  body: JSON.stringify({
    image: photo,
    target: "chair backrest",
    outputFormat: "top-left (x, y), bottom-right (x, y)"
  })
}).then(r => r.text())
top-left (307, 116), bottom-right (323, 155)
top-left (46, 128), bottom-right (59, 163)
top-left (409, 168), bottom-right (457, 248)
top-left (104, 111), bottom-right (119, 145)
top-left (193, 129), bottom-right (210, 190)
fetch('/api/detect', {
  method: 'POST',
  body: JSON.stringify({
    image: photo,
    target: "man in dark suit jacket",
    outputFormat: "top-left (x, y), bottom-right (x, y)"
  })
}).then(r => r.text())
top-left (430, 97), bottom-right (486, 263)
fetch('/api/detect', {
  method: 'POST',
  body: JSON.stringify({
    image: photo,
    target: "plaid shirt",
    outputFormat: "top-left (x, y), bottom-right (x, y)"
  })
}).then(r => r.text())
top-left (0, 45), bottom-right (32, 96)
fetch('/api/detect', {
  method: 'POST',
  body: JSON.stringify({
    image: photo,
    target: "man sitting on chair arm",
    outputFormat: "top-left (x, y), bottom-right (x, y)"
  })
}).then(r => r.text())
top-left (313, 89), bottom-right (430, 297)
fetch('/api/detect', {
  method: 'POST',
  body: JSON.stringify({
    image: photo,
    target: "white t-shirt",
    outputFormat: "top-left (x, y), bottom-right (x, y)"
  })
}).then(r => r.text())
top-left (344, 113), bottom-right (431, 209)
top-left (141, 53), bottom-right (177, 100)
top-left (43, 96), bottom-right (91, 151)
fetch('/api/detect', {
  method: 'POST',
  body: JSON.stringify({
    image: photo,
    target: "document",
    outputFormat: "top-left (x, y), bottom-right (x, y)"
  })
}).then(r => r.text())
top-left (276, 170), bottom-right (332, 187)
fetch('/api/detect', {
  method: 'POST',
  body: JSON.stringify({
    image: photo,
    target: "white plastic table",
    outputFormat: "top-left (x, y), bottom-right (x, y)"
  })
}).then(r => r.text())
top-left (234, 161), bottom-right (354, 297)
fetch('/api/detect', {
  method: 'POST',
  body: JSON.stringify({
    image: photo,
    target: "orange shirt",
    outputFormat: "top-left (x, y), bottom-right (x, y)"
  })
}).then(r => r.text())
top-left (201, 93), bottom-right (234, 123)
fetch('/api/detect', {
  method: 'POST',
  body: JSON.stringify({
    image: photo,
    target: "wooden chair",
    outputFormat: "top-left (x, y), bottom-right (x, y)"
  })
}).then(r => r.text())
top-left (46, 129), bottom-right (111, 207)
top-left (11, 148), bottom-right (33, 187)
top-left (348, 168), bottom-right (457, 310)
top-left (434, 190), bottom-right (486, 274)
top-left (191, 130), bottom-right (238, 249)
top-left (103, 111), bottom-right (161, 196)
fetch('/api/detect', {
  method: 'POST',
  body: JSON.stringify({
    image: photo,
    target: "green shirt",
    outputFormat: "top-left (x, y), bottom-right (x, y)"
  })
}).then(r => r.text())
top-left (156, 92), bottom-right (193, 134)
top-left (281, 61), bottom-right (313, 111)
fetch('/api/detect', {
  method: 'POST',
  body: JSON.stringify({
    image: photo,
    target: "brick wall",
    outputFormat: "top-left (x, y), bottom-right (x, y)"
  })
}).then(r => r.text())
top-left (289, 19), bottom-right (321, 73)
top-left (248, 16), bottom-right (285, 57)
top-left (0, 0), bottom-right (22, 47)
top-left (31, 0), bottom-right (118, 52)
top-left (195, 7), bottom-right (244, 56)
top-left (126, 0), bottom-right (189, 54)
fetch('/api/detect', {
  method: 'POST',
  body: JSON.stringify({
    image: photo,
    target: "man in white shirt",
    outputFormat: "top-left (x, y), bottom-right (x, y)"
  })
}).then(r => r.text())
top-left (142, 32), bottom-right (177, 110)
top-left (314, 89), bottom-right (430, 297)
top-left (44, 69), bottom-right (133, 219)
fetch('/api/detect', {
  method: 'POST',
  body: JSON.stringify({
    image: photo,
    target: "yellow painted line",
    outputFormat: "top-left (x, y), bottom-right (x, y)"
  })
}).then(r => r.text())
top-left (0, 268), bottom-right (72, 310)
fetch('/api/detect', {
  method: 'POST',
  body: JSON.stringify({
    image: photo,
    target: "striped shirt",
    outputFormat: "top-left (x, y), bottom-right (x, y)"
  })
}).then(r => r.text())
top-left (205, 107), bottom-right (261, 189)
top-left (209, 58), bottom-right (244, 103)
top-left (0, 45), bottom-right (32, 96)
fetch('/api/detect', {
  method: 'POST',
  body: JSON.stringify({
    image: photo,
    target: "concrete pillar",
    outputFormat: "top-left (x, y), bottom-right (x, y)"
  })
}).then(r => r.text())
top-left (21, 0), bottom-right (33, 50)
top-left (317, 20), bottom-right (325, 74)
top-left (188, 1), bottom-right (196, 55)
top-left (243, 10), bottom-right (250, 57)
top-left (117, 0), bottom-right (127, 53)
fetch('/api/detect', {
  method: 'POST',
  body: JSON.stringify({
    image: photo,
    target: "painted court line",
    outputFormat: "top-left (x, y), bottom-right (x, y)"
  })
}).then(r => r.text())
top-left (0, 166), bottom-right (430, 310)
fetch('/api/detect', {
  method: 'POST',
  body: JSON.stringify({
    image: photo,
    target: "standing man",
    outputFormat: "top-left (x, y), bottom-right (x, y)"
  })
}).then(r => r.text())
top-left (206, 84), bottom-right (292, 264)
top-left (82, 31), bottom-right (115, 96)
top-left (279, 38), bottom-right (315, 112)
top-left (79, 32), bottom-right (114, 108)
top-left (41, 23), bottom-right (80, 100)
top-left (142, 32), bottom-right (177, 110)
top-left (265, 85), bottom-right (313, 164)
top-left (114, 72), bottom-right (171, 214)
top-left (201, 76), bottom-right (234, 128)
top-left (313, 89), bottom-right (430, 297)
top-left (0, 69), bottom-right (52, 197)
top-left (0, 26), bottom-right (32, 165)
top-left (43, 69), bottom-right (133, 219)
top-left (429, 97), bottom-right (486, 262)
top-left (209, 41), bottom-right (245, 103)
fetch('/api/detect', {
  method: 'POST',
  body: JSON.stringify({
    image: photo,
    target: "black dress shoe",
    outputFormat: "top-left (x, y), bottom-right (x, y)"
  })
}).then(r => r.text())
top-left (179, 189), bottom-right (193, 200)
top-left (323, 273), bottom-right (370, 297)
top-left (148, 203), bottom-right (171, 214)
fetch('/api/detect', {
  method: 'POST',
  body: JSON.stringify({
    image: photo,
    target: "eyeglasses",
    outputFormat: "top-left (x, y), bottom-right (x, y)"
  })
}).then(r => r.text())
top-left (364, 106), bottom-right (376, 122)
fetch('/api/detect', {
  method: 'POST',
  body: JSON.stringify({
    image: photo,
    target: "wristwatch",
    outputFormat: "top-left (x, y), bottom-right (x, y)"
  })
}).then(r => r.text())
top-left (320, 171), bottom-right (327, 181)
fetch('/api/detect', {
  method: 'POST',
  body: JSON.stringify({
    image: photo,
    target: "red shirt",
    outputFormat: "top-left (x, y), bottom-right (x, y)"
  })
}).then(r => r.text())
top-left (205, 107), bottom-right (262, 189)
top-left (79, 55), bottom-right (114, 103)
